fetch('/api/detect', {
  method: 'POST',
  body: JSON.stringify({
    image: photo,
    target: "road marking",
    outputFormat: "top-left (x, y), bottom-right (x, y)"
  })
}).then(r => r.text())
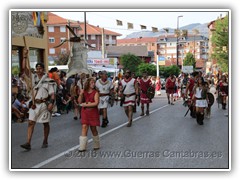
top-left (32, 104), bottom-right (169, 168)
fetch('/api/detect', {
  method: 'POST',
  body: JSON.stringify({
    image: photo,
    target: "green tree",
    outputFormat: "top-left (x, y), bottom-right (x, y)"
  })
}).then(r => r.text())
top-left (211, 15), bottom-right (229, 72)
top-left (183, 52), bottom-right (196, 69)
top-left (136, 63), bottom-right (156, 76)
top-left (159, 65), bottom-right (180, 78)
top-left (120, 53), bottom-right (143, 73)
top-left (12, 66), bottom-right (20, 76)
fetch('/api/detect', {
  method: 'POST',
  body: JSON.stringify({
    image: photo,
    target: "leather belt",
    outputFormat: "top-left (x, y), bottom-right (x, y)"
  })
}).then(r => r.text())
top-left (35, 99), bottom-right (48, 104)
top-left (99, 93), bottom-right (110, 97)
top-left (124, 93), bottom-right (136, 97)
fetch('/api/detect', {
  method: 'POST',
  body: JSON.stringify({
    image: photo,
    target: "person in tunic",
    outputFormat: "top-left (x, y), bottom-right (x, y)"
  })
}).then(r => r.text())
top-left (155, 77), bottom-right (161, 96)
top-left (95, 71), bottom-right (114, 127)
top-left (119, 70), bottom-right (139, 127)
top-left (185, 72), bottom-right (199, 118)
top-left (218, 75), bottom-right (228, 110)
top-left (20, 62), bottom-right (56, 150)
top-left (192, 77), bottom-right (209, 125)
top-left (139, 71), bottom-right (153, 116)
top-left (165, 74), bottom-right (176, 105)
top-left (78, 78), bottom-right (100, 152)
top-left (70, 76), bottom-right (81, 120)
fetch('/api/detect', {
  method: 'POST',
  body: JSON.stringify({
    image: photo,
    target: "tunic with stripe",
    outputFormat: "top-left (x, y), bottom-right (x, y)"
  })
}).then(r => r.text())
top-left (120, 78), bottom-right (136, 107)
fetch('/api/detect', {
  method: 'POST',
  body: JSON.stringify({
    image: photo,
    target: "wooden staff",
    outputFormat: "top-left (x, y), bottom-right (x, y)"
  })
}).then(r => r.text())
top-left (22, 36), bottom-right (35, 107)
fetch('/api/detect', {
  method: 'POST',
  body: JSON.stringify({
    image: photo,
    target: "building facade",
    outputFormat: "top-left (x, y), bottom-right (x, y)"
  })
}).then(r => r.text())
top-left (117, 37), bottom-right (158, 63)
top-left (47, 13), bottom-right (121, 60)
top-left (157, 34), bottom-right (209, 68)
top-left (117, 35), bottom-right (209, 69)
top-left (11, 11), bottom-right (49, 72)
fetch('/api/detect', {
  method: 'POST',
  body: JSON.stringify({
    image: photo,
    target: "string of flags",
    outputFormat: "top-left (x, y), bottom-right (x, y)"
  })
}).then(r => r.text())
top-left (116, 19), bottom-right (159, 32)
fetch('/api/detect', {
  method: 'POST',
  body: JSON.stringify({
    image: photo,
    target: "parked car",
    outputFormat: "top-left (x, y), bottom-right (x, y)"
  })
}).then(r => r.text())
top-left (160, 78), bottom-right (166, 89)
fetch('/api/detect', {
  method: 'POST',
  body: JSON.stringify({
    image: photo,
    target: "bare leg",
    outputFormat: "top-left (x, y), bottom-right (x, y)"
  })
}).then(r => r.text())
top-left (43, 122), bottom-right (50, 145)
top-left (90, 126), bottom-right (98, 136)
top-left (127, 106), bottom-right (133, 127)
top-left (146, 103), bottom-right (150, 115)
top-left (27, 120), bottom-right (36, 144)
top-left (81, 124), bottom-right (89, 136)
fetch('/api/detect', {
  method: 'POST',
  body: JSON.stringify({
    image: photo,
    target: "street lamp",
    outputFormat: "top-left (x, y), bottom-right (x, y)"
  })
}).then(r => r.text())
top-left (176, 15), bottom-right (183, 68)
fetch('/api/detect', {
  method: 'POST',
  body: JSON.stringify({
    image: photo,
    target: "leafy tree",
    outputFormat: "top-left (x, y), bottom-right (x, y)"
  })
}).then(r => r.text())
top-left (136, 63), bottom-right (156, 76)
top-left (211, 15), bottom-right (229, 72)
top-left (12, 66), bottom-right (20, 76)
top-left (120, 53), bottom-right (143, 73)
top-left (183, 52), bottom-right (196, 69)
top-left (159, 65), bottom-right (180, 78)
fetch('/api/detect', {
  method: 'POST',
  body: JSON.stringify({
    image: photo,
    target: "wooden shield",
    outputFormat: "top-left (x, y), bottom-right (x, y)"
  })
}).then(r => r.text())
top-left (207, 92), bottom-right (215, 106)
top-left (147, 86), bottom-right (155, 99)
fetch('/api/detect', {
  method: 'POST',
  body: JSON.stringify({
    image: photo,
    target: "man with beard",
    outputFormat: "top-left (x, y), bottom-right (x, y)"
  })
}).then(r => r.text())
top-left (95, 71), bottom-right (114, 127)
top-left (139, 71), bottom-right (153, 116)
top-left (20, 62), bottom-right (56, 150)
top-left (119, 70), bottom-right (139, 127)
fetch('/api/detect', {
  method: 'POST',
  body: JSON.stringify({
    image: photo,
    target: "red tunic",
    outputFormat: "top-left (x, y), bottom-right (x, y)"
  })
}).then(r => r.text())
top-left (140, 78), bottom-right (152, 104)
top-left (166, 78), bottom-right (175, 94)
top-left (81, 90), bottom-right (100, 126)
top-left (188, 78), bottom-right (195, 98)
top-left (155, 79), bottom-right (161, 91)
top-left (219, 81), bottom-right (228, 96)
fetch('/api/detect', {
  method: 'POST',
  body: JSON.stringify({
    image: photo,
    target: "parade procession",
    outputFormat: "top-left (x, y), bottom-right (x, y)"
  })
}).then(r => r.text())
top-left (10, 10), bottom-right (230, 170)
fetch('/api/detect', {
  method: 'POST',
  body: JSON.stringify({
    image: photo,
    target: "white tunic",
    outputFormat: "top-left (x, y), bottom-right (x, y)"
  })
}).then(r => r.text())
top-left (121, 78), bottom-right (136, 107)
top-left (96, 79), bottom-right (113, 109)
top-left (195, 87), bottom-right (208, 108)
top-left (28, 74), bottom-right (56, 123)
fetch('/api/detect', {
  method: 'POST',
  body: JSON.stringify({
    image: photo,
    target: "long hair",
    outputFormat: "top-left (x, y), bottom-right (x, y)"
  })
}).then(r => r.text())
top-left (84, 78), bottom-right (95, 91)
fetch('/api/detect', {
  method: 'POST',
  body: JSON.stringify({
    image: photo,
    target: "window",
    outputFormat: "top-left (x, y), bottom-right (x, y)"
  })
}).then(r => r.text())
top-left (49, 37), bottom-right (55, 43)
top-left (91, 35), bottom-right (96, 40)
top-left (91, 44), bottom-right (96, 47)
top-left (60, 38), bottom-right (66, 43)
top-left (49, 48), bottom-right (55, 54)
top-left (48, 26), bottom-right (54, 32)
top-left (61, 48), bottom-right (67, 54)
top-left (60, 26), bottom-right (66, 32)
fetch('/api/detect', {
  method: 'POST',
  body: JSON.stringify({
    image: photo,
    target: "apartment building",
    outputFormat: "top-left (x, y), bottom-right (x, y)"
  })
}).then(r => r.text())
top-left (47, 12), bottom-right (121, 60)
top-left (117, 35), bottom-right (209, 68)
top-left (117, 37), bottom-right (158, 62)
top-left (157, 34), bottom-right (209, 68)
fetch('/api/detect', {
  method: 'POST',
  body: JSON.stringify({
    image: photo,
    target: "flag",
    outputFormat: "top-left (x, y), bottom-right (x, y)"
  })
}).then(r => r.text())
top-left (32, 12), bottom-right (37, 26)
top-left (37, 12), bottom-right (41, 26)
top-left (163, 28), bottom-right (169, 33)
top-left (140, 25), bottom-right (147, 30)
top-left (152, 27), bottom-right (158, 32)
top-left (127, 22), bottom-right (133, 29)
top-left (116, 19), bottom-right (123, 26)
top-left (40, 12), bottom-right (45, 25)
top-left (33, 11), bottom-right (44, 27)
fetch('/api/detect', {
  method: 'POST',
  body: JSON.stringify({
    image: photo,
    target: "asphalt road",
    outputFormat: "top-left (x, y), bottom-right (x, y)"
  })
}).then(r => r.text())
top-left (10, 90), bottom-right (229, 169)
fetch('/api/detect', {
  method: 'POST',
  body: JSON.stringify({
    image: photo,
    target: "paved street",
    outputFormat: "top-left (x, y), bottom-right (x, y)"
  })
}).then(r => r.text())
top-left (11, 91), bottom-right (229, 169)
